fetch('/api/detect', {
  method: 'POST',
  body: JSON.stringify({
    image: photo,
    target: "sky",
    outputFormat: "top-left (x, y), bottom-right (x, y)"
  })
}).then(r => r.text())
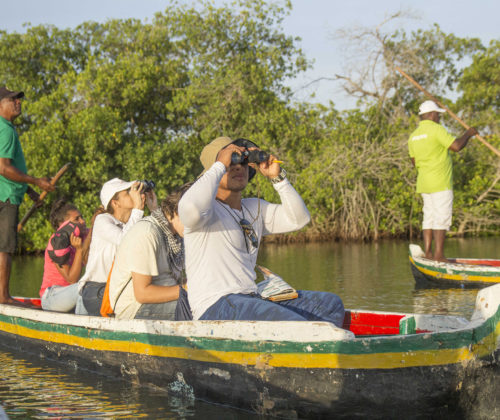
top-left (2, 0), bottom-right (499, 109)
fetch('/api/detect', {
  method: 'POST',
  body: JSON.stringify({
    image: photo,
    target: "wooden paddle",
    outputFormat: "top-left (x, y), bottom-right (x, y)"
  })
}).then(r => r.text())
top-left (395, 66), bottom-right (500, 158)
top-left (17, 163), bottom-right (71, 232)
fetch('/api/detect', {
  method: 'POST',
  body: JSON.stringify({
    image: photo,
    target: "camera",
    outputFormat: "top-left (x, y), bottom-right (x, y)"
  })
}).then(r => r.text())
top-left (140, 180), bottom-right (156, 193)
top-left (231, 149), bottom-right (269, 165)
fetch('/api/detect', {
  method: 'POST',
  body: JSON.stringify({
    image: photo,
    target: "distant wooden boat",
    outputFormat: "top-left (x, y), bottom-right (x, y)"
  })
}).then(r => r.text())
top-left (1, 284), bottom-right (499, 418)
top-left (409, 244), bottom-right (500, 288)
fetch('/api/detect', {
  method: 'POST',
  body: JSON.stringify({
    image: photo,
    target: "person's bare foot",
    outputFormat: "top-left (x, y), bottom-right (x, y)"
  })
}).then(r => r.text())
top-left (424, 253), bottom-right (433, 259)
top-left (0, 296), bottom-right (15, 305)
top-left (433, 257), bottom-right (449, 263)
top-left (0, 297), bottom-right (38, 308)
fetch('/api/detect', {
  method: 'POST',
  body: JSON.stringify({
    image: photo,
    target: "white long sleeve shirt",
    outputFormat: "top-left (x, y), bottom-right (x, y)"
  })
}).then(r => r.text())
top-left (79, 209), bottom-right (144, 287)
top-left (178, 162), bottom-right (310, 319)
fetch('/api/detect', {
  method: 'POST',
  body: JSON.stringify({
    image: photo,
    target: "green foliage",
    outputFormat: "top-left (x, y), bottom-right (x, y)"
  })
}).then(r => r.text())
top-left (332, 20), bottom-right (499, 239)
top-left (0, 1), bottom-right (498, 249)
top-left (457, 40), bottom-right (500, 133)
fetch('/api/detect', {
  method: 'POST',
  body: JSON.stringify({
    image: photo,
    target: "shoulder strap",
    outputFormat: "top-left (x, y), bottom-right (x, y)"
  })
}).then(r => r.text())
top-left (99, 260), bottom-right (115, 317)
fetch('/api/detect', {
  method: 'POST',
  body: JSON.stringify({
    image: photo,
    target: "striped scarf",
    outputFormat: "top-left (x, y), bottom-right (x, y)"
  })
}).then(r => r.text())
top-left (145, 209), bottom-right (185, 281)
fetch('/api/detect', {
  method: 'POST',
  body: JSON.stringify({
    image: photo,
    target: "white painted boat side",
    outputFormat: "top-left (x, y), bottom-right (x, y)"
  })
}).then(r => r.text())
top-left (0, 304), bottom-right (355, 342)
top-left (410, 314), bottom-right (469, 332)
top-left (471, 283), bottom-right (500, 322)
top-left (409, 244), bottom-right (500, 273)
top-left (1, 283), bottom-right (498, 343)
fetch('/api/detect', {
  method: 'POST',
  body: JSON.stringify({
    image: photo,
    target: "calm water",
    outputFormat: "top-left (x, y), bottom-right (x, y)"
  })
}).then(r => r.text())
top-left (2, 237), bottom-right (499, 418)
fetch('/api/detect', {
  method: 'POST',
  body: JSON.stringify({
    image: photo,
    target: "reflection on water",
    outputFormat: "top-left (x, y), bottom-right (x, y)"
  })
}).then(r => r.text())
top-left (412, 288), bottom-right (479, 316)
top-left (12, 238), bottom-right (500, 318)
top-left (258, 237), bottom-right (499, 318)
top-left (0, 350), bottom-right (253, 419)
top-left (3, 237), bottom-right (499, 417)
top-left (413, 289), bottom-right (478, 319)
top-left (0, 350), bottom-right (176, 419)
top-left (9, 255), bottom-right (45, 299)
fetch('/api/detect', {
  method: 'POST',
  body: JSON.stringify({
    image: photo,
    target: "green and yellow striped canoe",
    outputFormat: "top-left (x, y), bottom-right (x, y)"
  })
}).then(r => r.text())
top-left (410, 244), bottom-right (500, 288)
top-left (1, 283), bottom-right (499, 418)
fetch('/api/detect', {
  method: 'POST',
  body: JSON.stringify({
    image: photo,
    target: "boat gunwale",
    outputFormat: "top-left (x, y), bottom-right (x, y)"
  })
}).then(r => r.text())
top-left (0, 303), bottom-right (498, 359)
top-left (409, 244), bottom-right (500, 282)
top-left (410, 256), bottom-right (500, 277)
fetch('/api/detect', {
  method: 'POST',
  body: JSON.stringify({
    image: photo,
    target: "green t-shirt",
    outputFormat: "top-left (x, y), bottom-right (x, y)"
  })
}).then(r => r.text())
top-left (408, 120), bottom-right (456, 194)
top-left (0, 116), bottom-right (28, 204)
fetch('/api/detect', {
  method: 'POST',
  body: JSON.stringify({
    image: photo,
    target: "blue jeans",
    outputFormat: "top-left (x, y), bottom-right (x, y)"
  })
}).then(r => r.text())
top-left (134, 277), bottom-right (178, 320)
top-left (199, 290), bottom-right (345, 327)
top-left (41, 283), bottom-right (86, 313)
top-left (134, 300), bottom-right (177, 320)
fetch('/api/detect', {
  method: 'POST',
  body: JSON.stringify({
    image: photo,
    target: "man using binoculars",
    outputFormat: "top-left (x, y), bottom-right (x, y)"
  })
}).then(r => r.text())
top-left (178, 137), bottom-right (345, 326)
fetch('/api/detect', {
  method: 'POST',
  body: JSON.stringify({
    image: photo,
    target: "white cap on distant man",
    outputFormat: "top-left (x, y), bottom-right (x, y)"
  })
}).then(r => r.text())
top-left (418, 100), bottom-right (446, 115)
top-left (100, 178), bottom-right (136, 208)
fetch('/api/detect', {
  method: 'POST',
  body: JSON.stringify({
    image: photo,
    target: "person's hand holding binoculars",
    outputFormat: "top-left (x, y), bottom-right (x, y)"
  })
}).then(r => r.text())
top-left (216, 143), bottom-right (281, 179)
top-left (216, 144), bottom-right (247, 170)
top-left (250, 153), bottom-right (280, 179)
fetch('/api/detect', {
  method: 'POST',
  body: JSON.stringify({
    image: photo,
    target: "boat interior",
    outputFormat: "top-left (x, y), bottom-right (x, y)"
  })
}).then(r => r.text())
top-left (449, 258), bottom-right (500, 267)
top-left (12, 297), bottom-right (470, 338)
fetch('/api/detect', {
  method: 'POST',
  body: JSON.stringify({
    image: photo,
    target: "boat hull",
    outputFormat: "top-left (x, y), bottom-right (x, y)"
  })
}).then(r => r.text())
top-left (409, 244), bottom-right (500, 288)
top-left (1, 295), bottom-right (499, 418)
top-left (0, 334), bottom-right (496, 418)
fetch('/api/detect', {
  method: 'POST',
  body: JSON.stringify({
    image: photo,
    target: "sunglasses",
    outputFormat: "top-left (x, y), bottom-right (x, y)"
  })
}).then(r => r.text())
top-left (239, 218), bottom-right (259, 251)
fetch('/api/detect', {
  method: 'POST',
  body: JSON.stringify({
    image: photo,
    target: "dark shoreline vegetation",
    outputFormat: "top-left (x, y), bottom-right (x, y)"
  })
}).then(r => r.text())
top-left (1, 0), bottom-right (498, 252)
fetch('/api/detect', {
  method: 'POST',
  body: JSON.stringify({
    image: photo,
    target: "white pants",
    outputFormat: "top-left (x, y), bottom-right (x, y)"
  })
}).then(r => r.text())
top-left (421, 190), bottom-right (453, 230)
top-left (41, 283), bottom-right (86, 313)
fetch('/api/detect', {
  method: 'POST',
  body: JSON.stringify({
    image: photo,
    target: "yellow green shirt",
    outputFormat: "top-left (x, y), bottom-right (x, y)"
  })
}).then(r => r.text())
top-left (408, 120), bottom-right (455, 194)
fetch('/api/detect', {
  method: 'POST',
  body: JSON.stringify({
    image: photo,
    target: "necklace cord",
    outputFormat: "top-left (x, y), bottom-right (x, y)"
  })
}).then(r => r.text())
top-left (216, 199), bottom-right (258, 252)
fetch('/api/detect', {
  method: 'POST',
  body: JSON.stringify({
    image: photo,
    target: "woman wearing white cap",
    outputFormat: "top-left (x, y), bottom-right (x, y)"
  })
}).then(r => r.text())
top-left (75, 178), bottom-right (157, 315)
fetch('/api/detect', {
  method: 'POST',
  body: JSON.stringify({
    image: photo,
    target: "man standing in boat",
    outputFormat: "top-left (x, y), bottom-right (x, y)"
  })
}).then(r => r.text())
top-left (0, 87), bottom-right (54, 305)
top-left (178, 137), bottom-right (345, 326)
top-left (408, 100), bottom-right (477, 262)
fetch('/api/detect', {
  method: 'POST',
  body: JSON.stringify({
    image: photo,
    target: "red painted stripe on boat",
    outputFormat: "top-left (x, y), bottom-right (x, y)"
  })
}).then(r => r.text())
top-left (13, 297), bottom-right (42, 307)
top-left (451, 259), bottom-right (500, 267)
top-left (344, 311), bottom-right (404, 335)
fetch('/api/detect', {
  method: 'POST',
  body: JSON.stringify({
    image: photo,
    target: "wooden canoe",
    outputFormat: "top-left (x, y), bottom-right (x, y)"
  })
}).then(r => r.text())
top-left (409, 244), bottom-right (500, 288)
top-left (1, 284), bottom-right (499, 418)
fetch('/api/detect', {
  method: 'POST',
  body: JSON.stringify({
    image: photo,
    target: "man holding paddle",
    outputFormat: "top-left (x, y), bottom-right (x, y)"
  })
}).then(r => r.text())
top-left (408, 100), bottom-right (478, 262)
top-left (0, 87), bottom-right (54, 305)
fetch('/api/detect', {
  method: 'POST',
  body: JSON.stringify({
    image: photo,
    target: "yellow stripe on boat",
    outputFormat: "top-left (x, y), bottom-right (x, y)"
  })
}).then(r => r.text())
top-left (1, 319), bottom-right (497, 370)
top-left (409, 257), bottom-right (500, 283)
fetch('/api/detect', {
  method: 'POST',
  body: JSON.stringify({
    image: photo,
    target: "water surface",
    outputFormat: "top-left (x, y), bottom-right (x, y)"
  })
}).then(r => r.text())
top-left (3, 237), bottom-right (499, 418)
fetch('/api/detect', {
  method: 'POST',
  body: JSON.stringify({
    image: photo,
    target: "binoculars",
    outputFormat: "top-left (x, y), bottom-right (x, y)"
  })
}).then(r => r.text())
top-left (140, 180), bottom-right (156, 193)
top-left (231, 149), bottom-right (269, 165)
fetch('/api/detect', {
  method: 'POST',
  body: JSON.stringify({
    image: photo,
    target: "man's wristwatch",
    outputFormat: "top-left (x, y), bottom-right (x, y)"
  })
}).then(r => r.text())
top-left (270, 168), bottom-right (287, 184)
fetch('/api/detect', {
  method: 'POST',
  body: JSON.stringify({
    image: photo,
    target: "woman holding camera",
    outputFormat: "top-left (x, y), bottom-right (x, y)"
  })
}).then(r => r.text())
top-left (76, 178), bottom-right (157, 315)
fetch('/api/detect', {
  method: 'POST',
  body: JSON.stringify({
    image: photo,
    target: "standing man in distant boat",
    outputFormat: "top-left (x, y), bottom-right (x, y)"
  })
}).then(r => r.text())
top-left (408, 100), bottom-right (477, 262)
top-left (178, 137), bottom-right (345, 326)
top-left (0, 87), bottom-right (54, 305)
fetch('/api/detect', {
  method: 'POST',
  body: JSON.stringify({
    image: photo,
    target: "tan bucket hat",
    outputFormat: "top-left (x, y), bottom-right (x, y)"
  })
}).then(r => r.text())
top-left (200, 136), bottom-right (234, 171)
top-left (199, 136), bottom-right (258, 181)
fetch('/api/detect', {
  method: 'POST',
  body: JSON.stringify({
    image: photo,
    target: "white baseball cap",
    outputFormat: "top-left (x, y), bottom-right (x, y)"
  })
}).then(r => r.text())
top-left (418, 100), bottom-right (446, 115)
top-left (100, 178), bottom-right (136, 208)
